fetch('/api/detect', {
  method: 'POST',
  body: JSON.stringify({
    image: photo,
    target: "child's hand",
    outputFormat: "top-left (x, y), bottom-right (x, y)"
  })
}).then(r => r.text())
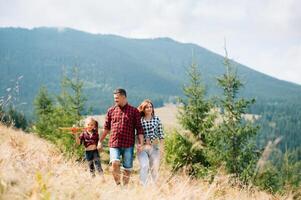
top-left (71, 127), bottom-right (78, 134)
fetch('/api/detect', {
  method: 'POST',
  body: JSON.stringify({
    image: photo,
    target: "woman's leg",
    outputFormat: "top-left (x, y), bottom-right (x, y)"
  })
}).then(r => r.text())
top-left (149, 146), bottom-right (160, 183)
top-left (138, 150), bottom-right (150, 186)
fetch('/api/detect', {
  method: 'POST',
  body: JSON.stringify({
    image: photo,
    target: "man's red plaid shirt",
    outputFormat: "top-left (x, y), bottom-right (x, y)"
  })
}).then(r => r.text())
top-left (104, 103), bottom-right (144, 148)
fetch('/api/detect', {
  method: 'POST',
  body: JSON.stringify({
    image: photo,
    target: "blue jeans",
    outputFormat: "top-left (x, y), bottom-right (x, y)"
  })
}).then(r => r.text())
top-left (138, 145), bottom-right (160, 186)
top-left (110, 147), bottom-right (134, 170)
top-left (85, 149), bottom-right (103, 175)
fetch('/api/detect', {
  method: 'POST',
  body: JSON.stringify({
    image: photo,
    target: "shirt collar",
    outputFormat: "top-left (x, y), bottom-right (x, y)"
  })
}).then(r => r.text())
top-left (115, 103), bottom-right (128, 109)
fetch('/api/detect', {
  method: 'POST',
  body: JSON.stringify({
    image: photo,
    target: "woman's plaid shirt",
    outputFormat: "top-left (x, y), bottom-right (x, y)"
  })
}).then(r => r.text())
top-left (141, 115), bottom-right (164, 142)
top-left (104, 103), bottom-right (144, 148)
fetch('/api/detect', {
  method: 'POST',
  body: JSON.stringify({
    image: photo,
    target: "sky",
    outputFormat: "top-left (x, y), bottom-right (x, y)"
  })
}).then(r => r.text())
top-left (1, 0), bottom-right (300, 85)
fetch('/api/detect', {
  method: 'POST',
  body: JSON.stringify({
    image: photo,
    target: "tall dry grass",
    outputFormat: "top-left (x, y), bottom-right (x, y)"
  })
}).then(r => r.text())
top-left (0, 125), bottom-right (287, 200)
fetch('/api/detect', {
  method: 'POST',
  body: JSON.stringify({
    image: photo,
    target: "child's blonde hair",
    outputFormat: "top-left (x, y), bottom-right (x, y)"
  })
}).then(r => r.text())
top-left (85, 117), bottom-right (98, 132)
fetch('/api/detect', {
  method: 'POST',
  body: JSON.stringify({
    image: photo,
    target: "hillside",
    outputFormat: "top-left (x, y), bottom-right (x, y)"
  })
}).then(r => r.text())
top-left (1, 27), bottom-right (301, 116)
top-left (0, 125), bottom-right (286, 200)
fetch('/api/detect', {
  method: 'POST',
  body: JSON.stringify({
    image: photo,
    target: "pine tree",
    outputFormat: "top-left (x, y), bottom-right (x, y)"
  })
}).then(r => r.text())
top-left (165, 61), bottom-right (215, 177)
top-left (57, 67), bottom-right (86, 124)
top-left (216, 49), bottom-right (260, 182)
top-left (178, 62), bottom-right (215, 143)
top-left (33, 67), bottom-right (86, 157)
top-left (34, 86), bottom-right (56, 139)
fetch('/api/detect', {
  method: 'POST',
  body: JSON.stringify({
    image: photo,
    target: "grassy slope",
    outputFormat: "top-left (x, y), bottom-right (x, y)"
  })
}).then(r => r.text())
top-left (0, 125), bottom-right (287, 200)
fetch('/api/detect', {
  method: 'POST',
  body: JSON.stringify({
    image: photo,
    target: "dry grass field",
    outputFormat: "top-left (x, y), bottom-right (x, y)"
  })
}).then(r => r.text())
top-left (0, 124), bottom-right (290, 200)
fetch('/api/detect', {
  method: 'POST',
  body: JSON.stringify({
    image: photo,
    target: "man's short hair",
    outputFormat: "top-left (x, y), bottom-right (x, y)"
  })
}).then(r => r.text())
top-left (113, 88), bottom-right (127, 97)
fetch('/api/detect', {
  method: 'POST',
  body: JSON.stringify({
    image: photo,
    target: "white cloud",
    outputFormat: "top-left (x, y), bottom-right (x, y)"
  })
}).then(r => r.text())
top-left (0, 0), bottom-right (300, 84)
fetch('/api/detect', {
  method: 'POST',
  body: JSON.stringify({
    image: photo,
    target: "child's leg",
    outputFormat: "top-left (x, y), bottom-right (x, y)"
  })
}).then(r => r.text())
top-left (94, 158), bottom-right (103, 174)
top-left (88, 160), bottom-right (95, 176)
top-left (92, 150), bottom-right (103, 175)
top-left (86, 150), bottom-right (96, 176)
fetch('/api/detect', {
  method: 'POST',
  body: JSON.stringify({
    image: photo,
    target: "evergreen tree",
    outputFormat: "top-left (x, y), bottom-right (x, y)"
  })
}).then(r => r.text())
top-left (34, 86), bottom-right (56, 139)
top-left (178, 62), bottom-right (215, 143)
top-left (57, 67), bottom-right (86, 124)
top-left (33, 67), bottom-right (86, 157)
top-left (215, 49), bottom-right (260, 182)
top-left (165, 61), bottom-right (215, 177)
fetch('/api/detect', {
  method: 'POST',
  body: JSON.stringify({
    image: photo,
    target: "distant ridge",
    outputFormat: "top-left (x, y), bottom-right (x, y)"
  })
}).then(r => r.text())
top-left (1, 27), bottom-right (301, 116)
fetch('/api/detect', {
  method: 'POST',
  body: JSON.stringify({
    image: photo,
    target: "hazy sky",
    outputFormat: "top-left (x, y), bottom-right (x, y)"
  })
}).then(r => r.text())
top-left (1, 0), bottom-right (300, 84)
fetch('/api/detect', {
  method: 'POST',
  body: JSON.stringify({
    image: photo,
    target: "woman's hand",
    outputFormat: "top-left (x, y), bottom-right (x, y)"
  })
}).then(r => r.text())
top-left (136, 144), bottom-right (143, 153)
top-left (144, 144), bottom-right (152, 150)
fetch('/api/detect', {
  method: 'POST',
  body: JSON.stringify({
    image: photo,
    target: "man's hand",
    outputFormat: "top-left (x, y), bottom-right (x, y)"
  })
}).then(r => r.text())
top-left (97, 142), bottom-right (103, 151)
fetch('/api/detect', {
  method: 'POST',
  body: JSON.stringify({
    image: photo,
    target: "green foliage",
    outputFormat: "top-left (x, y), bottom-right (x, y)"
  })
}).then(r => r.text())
top-left (0, 105), bottom-right (28, 130)
top-left (165, 62), bottom-right (215, 177)
top-left (214, 52), bottom-right (260, 183)
top-left (251, 100), bottom-right (301, 152)
top-left (254, 163), bottom-right (282, 193)
top-left (58, 67), bottom-right (86, 122)
top-left (254, 148), bottom-right (301, 194)
top-left (33, 68), bottom-right (86, 158)
top-left (164, 129), bottom-right (211, 178)
top-left (178, 62), bottom-right (215, 142)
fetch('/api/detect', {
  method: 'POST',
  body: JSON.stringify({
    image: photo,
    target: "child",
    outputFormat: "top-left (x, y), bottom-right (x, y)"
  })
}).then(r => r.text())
top-left (73, 117), bottom-right (103, 177)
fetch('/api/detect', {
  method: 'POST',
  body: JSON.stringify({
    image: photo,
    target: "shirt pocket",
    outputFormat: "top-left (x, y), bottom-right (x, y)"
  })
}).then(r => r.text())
top-left (122, 113), bottom-right (131, 125)
top-left (111, 115), bottom-right (121, 129)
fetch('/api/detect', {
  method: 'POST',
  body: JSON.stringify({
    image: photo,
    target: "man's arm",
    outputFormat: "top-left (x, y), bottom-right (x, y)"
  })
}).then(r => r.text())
top-left (135, 109), bottom-right (144, 152)
top-left (98, 109), bottom-right (111, 148)
top-left (98, 128), bottom-right (109, 150)
top-left (99, 129), bottom-right (109, 143)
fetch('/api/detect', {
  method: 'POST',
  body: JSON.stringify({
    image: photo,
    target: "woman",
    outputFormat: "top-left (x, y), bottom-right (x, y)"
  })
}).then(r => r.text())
top-left (137, 99), bottom-right (164, 186)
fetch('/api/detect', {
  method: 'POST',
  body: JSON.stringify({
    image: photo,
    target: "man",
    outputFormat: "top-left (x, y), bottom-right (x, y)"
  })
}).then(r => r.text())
top-left (99, 88), bottom-right (144, 185)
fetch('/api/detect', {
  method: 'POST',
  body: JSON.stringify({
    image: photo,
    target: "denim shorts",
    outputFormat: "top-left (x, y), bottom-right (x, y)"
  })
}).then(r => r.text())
top-left (110, 147), bottom-right (134, 170)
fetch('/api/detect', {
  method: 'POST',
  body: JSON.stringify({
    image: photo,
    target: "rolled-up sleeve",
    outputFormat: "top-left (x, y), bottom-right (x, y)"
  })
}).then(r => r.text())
top-left (135, 110), bottom-right (144, 135)
top-left (157, 117), bottom-right (164, 140)
top-left (104, 109), bottom-right (111, 130)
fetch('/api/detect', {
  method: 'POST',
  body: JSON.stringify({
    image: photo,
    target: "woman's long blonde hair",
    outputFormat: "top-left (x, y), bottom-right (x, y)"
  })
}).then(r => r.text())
top-left (138, 99), bottom-right (155, 117)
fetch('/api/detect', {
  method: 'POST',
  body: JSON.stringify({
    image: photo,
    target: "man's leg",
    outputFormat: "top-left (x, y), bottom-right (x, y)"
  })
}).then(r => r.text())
top-left (110, 148), bottom-right (121, 185)
top-left (122, 169), bottom-right (131, 185)
top-left (112, 161), bottom-right (121, 185)
top-left (122, 146), bottom-right (134, 185)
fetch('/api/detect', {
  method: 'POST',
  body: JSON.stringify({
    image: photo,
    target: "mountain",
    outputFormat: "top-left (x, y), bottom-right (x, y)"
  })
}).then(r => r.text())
top-left (1, 27), bottom-right (301, 116)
